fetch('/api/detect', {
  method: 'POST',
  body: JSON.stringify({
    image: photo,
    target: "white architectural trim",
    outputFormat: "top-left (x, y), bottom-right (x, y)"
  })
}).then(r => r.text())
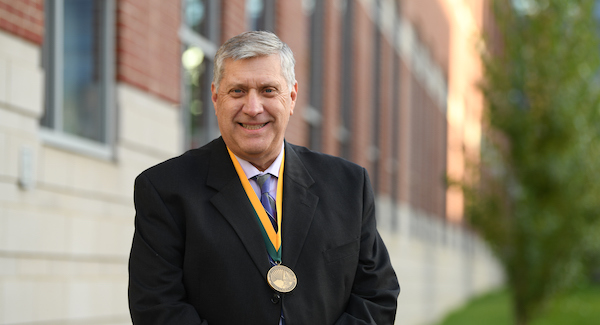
top-left (40, 128), bottom-right (114, 161)
top-left (357, 0), bottom-right (449, 113)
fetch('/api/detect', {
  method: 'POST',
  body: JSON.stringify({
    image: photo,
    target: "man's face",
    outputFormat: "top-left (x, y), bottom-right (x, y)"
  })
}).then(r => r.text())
top-left (212, 54), bottom-right (297, 170)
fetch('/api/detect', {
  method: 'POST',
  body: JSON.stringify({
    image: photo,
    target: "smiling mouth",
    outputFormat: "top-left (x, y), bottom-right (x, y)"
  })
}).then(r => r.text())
top-left (241, 123), bottom-right (267, 130)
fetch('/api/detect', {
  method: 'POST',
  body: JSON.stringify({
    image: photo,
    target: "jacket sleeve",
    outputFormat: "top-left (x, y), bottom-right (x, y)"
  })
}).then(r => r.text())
top-left (334, 170), bottom-right (400, 325)
top-left (128, 173), bottom-right (208, 325)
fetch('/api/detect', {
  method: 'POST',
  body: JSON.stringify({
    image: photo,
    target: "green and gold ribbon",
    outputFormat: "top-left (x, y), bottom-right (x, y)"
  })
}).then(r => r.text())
top-left (227, 147), bottom-right (284, 262)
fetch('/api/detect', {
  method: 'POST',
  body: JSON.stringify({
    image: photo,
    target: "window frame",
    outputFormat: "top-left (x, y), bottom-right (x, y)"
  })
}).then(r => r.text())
top-left (180, 0), bottom-right (221, 150)
top-left (246, 0), bottom-right (276, 32)
top-left (41, 0), bottom-right (116, 160)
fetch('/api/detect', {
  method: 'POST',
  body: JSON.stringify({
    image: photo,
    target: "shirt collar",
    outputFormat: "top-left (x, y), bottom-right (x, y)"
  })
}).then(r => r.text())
top-left (234, 142), bottom-right (284, 180)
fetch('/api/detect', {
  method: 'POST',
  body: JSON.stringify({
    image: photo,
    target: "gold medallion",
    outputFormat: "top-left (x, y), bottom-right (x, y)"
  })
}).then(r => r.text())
top-left (267, 264), bottom-right (297, 293)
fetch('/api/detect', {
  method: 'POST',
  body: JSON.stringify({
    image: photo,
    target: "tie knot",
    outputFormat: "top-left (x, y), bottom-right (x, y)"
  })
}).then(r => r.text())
top-left (254, 174), bottom-right (272, 194)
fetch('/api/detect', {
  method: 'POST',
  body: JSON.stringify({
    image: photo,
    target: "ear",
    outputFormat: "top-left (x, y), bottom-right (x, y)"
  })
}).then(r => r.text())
top-left (289, 81), bottom-right (298, 116)
top-left (211, 83), bottom-right (218, 115)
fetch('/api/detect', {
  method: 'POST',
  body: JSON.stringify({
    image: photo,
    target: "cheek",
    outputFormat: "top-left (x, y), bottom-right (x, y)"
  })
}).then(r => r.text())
top-left (216, 100), bottom-right (240, 120)
top-left (275, 97), bottom-right (293, 115)
top-left (276, 94), bottom-right (289, 106)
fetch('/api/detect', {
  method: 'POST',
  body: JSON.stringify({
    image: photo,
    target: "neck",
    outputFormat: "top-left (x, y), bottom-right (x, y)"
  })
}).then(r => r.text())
top-left (249, 158), bottom-right (275, 172)
top-left (232, 142), bottom-right (285, 172)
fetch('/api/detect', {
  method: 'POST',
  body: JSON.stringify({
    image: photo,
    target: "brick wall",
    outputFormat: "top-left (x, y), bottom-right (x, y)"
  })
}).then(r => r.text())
top-left (117, 0), bottom-right (180, 104)
top-left (378, 36), bottom-right (394, 195)
top-left (398, 61), bottom-right (412, 203)
top-left (321, 0), bottom-right (342, 157)
top-left (400, 0), bottom-right (450, 217)
top-left (351, 3), bottom-right (373, 171)
top-left (407, 73), bottom-right (447, 217)
top-left (220, 0), bottom-right (245, 42)
top-left (402, 0), bottom-right (450, 74)
top-left (0, 0), bottom-right (44, 44)
top-left (0, 0), bottom-right (182, 104)
top-left (0, 0), bottom-right (456, 237)
top-left (278, 0), bottom-right (308, 146)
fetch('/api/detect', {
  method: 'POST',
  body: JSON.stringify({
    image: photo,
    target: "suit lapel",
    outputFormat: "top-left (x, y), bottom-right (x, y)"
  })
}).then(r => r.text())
top-left (207, 138), bottom-right (271, 276)
top-left (281, 142), bottom-right (319, 270)
top-left (205, 139), bottom-right (319, 274)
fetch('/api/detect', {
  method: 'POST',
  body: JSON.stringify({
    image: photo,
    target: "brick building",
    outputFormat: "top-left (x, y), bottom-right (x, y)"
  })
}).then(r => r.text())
top-left (0, 0), bottom-right (501, 324)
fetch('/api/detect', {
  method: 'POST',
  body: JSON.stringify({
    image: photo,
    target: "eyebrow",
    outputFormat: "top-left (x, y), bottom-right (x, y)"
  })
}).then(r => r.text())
top-left (226, 82), bottom-right (247, 90)
top-left (225, 81), bottom-right (281, 90)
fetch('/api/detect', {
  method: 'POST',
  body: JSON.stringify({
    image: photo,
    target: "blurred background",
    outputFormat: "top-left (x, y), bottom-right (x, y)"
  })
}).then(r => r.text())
top-left (2, 0), bottom-right (597, 324)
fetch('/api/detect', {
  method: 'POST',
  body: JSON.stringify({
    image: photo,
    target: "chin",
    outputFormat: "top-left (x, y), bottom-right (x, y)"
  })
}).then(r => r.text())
top-left (236, 142), bottom-right (269, 155)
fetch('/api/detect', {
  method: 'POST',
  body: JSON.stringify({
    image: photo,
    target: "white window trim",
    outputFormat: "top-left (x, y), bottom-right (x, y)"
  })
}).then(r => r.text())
top-left (179, 26), bottom-right (217, 58)
top-left (40, 128), bottom-right (114, 160)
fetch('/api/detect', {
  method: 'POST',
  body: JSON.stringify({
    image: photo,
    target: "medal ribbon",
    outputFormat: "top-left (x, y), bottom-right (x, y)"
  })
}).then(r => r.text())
top-left (227, 147), bottom-right (284, 262)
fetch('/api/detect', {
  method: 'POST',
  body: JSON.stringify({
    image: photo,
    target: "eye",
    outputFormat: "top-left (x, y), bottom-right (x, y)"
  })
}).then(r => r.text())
top-left (229, 88), bottom-right (245, 97)
top-left (263, 88), bottom-right (277, 96)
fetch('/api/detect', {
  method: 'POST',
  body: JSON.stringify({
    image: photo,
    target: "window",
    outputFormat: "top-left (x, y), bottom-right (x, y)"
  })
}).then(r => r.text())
top-left (246, 0), bottom-right (276, 31)
top-left (181, 0), bottom-right (220, 149)
top-left (41, 0), bottom-right (115, 159)
top-left (186, 0), bottom-right (211, 36)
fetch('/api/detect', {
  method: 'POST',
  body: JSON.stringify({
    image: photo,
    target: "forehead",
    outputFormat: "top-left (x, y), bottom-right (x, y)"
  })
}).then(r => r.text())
top-left (221, 55), bottom-right (284, 85)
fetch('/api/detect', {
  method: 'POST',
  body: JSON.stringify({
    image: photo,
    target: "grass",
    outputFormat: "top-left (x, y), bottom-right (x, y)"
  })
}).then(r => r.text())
top-left (436, 283), bottom-right (600, 325)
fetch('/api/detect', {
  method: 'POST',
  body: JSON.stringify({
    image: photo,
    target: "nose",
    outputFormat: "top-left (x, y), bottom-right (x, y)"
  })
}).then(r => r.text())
top-left (242, 90), bottom-right (263, 117)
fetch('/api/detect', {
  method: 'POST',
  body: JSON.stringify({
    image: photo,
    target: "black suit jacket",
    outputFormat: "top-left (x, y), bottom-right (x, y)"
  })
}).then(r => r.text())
top-left (129, 137), bottom-right (399, 325)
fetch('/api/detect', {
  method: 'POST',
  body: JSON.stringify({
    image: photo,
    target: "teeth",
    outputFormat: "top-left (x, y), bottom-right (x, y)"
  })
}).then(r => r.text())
top-left (241, 123), bottom-right (267, 130)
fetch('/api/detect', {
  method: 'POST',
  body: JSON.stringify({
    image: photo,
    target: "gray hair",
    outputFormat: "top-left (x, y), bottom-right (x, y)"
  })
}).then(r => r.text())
top-left (212, 31), bottom-right (296, 92)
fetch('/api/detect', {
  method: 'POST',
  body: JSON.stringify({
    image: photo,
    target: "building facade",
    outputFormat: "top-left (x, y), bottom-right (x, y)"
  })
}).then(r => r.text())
top-left (0, 0), bottom-right (501, 324)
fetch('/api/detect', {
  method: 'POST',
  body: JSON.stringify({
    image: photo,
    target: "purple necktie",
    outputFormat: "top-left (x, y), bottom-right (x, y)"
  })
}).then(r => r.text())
top-left (254, 174), bottom-right (277, 232)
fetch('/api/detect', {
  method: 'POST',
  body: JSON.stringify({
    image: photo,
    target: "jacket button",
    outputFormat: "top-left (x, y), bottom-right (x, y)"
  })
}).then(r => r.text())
top-left (271, 293), bottom-right (281, 304)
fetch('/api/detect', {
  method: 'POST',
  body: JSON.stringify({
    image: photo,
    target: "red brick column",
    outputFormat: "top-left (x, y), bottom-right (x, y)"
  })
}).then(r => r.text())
top-left (0, 0), bottom-right (44, 44)
top-left (351, 3), bottom-right (373, 169)
top-left (378, 37), bottom-right (394, 196)
top-left (117, 0), bottom-right (180, 104)
top-left (278, 0), bottom-right (308, 146)
top-left (220, 0), bottom-right (245, 42)
top-left (320, 0), bottom-right (342, 157)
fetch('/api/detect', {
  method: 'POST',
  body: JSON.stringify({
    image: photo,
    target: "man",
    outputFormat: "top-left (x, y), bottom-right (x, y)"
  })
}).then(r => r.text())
top-left (129, 31), bottom-right (400, 325)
